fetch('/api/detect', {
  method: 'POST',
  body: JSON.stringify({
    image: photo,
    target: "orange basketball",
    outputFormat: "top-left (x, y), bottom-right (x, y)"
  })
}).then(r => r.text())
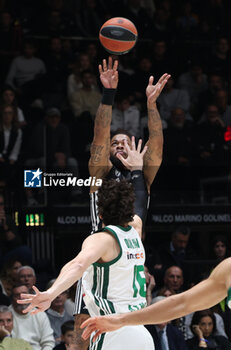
top-left (99, 17), bottom-right (138, 55)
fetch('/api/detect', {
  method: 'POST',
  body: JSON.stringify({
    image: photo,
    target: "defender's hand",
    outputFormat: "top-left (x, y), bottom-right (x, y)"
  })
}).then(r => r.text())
top-left (17, 286), bottom-right (52, 315)
top-left (99, 57), bottom-right (118, 89)
top-left (116, 137), bottom-right (147, 171)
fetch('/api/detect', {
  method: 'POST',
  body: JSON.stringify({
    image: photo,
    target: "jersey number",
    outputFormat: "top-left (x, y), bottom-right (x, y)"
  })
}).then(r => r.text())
top-left (133, 265), bottom-right (146, 298)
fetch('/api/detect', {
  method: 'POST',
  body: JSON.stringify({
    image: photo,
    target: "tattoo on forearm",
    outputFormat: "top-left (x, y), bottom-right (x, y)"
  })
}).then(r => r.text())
top-left (95, 104), bottom-right (112, 128)
top-left (90, 144), bottom-right (104, 164)
top-left (148, 108), bottom-right (163, 138)
top-left (144, 148), bottom-right (154, 162)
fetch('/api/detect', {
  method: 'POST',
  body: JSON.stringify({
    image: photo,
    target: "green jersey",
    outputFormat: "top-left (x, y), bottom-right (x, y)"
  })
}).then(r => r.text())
top-left (82, 224), bottom-right (147, 317)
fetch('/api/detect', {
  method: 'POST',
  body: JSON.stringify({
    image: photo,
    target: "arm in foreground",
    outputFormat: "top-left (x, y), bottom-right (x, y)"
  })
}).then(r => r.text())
top-left (81, 258), bottom-right (231, 341)
top-left (17, 233), bottom-right (111, 314)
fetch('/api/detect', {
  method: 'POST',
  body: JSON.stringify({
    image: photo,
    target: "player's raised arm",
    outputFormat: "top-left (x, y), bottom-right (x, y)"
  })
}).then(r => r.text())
top-left (144, 74), bottom-right (171, 191)
top-left (81, 258), bottom-right (231, 341)
top-left (17, 233), bottom-right (113, 315)
top-left (89, 57), bottom-right (118, 181)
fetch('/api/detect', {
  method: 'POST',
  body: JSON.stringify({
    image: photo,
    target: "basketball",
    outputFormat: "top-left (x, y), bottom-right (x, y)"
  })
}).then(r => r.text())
top-left (99, 17), bottom-right (138, 55)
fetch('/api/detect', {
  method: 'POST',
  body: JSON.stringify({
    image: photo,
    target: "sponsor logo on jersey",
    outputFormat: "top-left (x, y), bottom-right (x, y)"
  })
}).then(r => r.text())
top-left (126, 251), bottom-right (144, 260)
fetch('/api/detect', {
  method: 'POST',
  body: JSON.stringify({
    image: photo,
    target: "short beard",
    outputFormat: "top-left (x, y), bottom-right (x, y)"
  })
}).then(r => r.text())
top-left (110, 155), bottom-right (126, 171)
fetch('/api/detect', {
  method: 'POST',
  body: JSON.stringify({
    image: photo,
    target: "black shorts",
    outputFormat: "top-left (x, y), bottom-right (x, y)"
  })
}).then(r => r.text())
top-left (73, 278), bottom-right (89, 316)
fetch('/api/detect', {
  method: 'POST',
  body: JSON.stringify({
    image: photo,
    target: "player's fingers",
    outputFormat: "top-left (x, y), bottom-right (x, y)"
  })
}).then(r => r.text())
top-left (148, 76), bottom-right (154, 86)
top-left (19, 293), bottom-right (34, 299)
top-left (124, 140), bottom-right (131, 153)
top-left (158, 78), bottom-right (169, 94)
top-left (98, 64), bottom-right (103, 74)
top-left (31, 308), bottom-right (42, 315)
top-left (116, 153), bottom-right (128, 167)
top-left (158, 73), bottom-right (168, 85)
top-left (17, 298), bottom-right (32, 304)
top-left (160, 74), bottom-right (171, 89)
top-left (32, 286), bottom-right (40, 294)
top-left (22, 305), bottom-right (34, 314)
top-left (108, 56), bottom-right (112, 70)
top-left (80, 318), bottom-right (92, 329)
top-left (81, 325), bottom-right (96, 340)
top-left (93, 330), bottom-right (103, 343)
top-left (103, 59), bottom-right (107, 71)
top-left (113, 59), bottom-right (118, 71)
top-left (137, 139), bottom-right (142, 153)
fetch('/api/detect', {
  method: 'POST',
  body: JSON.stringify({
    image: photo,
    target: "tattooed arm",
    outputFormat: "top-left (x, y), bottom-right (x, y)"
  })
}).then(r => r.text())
top-left (89, 58), bottom-right (118, 191)
top-left (144, 74), bottom-right (171, 192)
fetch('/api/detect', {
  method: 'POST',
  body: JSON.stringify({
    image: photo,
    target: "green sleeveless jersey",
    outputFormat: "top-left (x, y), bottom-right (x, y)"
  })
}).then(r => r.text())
top-left (82, 224), bottom-right (147, 316)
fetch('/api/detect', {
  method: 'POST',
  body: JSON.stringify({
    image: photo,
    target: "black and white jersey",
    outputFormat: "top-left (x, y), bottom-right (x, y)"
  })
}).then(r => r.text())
top-left (90, 166), bottom-right (131, 233)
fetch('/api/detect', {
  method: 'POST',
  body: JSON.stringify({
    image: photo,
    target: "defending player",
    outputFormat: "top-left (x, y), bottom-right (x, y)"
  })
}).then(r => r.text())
top-left (80, 257), bottom-right (231, 342)
top-left (17, 142), bottom-right (155, 350)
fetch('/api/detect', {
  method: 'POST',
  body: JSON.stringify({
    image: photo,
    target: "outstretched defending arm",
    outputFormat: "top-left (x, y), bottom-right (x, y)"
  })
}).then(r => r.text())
top-left (116, 136), bottom-right (148, 236)
top-left (81, 258), bottom-right (231, 341)
top-left (89, 57), bottom-right (118, 188)
top-left (17, 233), bottom-right (113, 315)
top-left (143, 74), bottom-right (171, 192)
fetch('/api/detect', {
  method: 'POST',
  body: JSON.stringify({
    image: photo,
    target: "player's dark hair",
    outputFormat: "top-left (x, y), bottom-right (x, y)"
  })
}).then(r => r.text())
top-left (191, 309), bottom-right (217, 335)
top-left (111, 128), bottom-right (132, 140)
top-left (61, 320), bottom-right (74, 335)
top-left (97, 179), bottom-right (135, 226)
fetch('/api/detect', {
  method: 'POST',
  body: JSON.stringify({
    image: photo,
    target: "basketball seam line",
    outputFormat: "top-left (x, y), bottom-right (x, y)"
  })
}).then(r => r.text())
top-left (100, 34), bottom-right (136, 43)
top-left (100, 25), bottom-right (137, 37)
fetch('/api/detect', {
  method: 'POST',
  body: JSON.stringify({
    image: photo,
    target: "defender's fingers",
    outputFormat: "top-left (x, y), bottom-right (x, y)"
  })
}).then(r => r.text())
top-left (141, 145), bottom-right (148, 156)
top-left (124, 140), bottom-right (131, 153)
top-left (80, 318), bottom-right (92, 329)
top-left (17, 298), bottom-right (32, 304)
top-left (32, 286), bottom-right (40, 294)
top-left (31, 308), bottom-right (42, 315)
top-left (93, 330), bottom-right (103, 343)
top-left (116, 153), bottom-right (128, 166)
top-left (19, 293), bottom-right (34, 299)
top-left (82, 325), bottom-right (97, 340)
top-left (108, 56), bottom-right (112, 70)
top-left (131, 136), bottom-right (136, 150)
top-left (137, 139), bottom-right (142, 153)
top-left (22, 304), bottom-right (34, 314)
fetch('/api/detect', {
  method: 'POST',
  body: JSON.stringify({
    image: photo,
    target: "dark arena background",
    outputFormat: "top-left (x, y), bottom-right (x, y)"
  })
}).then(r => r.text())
top-left (1, 0), bottom-right (231, 347)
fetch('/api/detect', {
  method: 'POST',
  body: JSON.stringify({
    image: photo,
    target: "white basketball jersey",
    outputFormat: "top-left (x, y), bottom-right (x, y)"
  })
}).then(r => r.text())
top-left (82, 224), bottom-right (147, 317)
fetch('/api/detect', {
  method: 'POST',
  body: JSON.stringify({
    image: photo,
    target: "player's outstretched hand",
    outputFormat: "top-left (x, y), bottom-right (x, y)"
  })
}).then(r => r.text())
top-left (146, 73), bottom-right (171, 106)
top-left (17, 285), bottom-right (52, 315)
top-left (99, 57), bottom-right (118, 89)
top-left (116, 136), bottom-right (147, 171)
top-left (81, 314), bottom-right (122, 342)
